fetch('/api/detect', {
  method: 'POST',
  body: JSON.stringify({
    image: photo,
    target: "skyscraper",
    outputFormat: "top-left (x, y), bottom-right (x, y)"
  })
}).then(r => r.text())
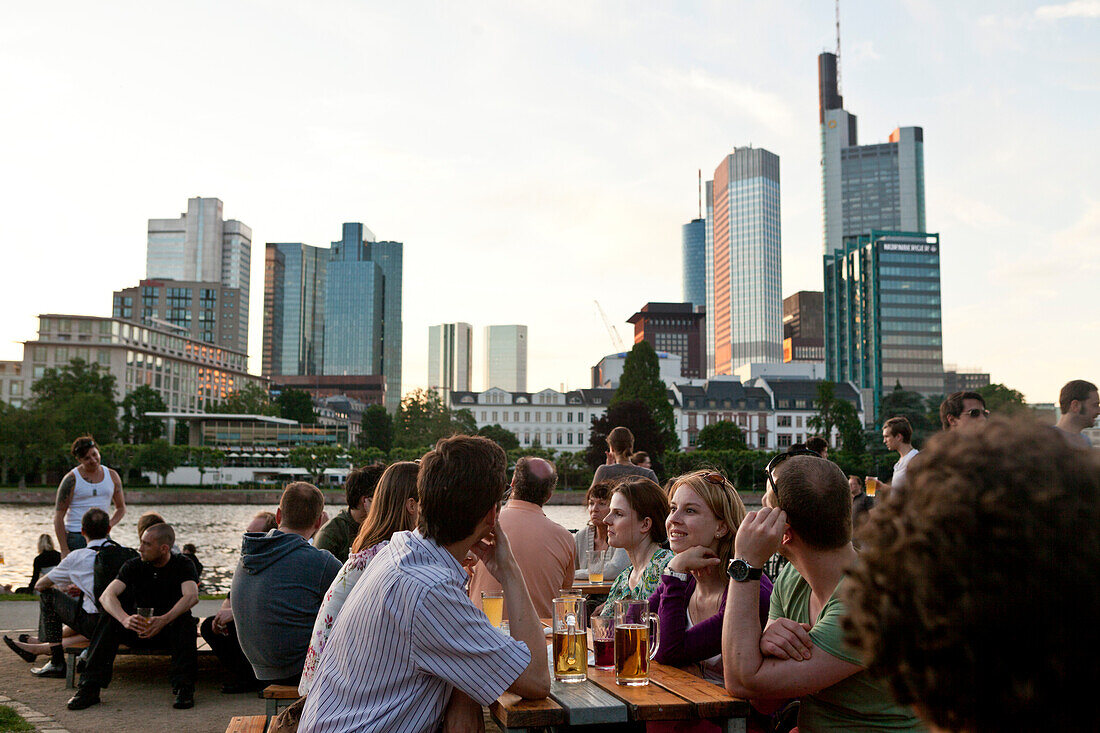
top-left (146, 197), bottom-right (252, 352)
top-left (113, 280), bottom-right (244, 352)
top-left (324, 224), bottom-right (382, 373)
top-left (706, 147), bottom-right (783, 375)
top-left (368, 240), bottom-right (404, 412)
top-left (428, 323), bottom-right (472, 403)
top-left (681, 218), bottom-right (706, 309)
top-left (262, 243), bottom-right (329, 376)
top-left (626, 303), bottom-right (706, 379)
top-left (483, 325), bottom-right (527, 392)
top-left (782, 291), bottom-right (824, 363)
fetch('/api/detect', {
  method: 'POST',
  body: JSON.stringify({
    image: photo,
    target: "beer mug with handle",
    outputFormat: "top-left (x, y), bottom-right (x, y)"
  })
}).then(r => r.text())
top-left (614, 598), bottom-right (659, 686)
top-left (552, 596), bottom-right (587, 682)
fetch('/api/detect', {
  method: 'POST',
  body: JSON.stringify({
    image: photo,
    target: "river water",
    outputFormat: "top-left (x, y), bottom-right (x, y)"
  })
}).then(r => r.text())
top-left (0, 504), bottom-right (592, 594)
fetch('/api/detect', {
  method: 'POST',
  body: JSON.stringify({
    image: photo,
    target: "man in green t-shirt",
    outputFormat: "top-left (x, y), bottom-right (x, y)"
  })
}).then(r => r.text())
top-left (721, 452), bottom-right (924, 732)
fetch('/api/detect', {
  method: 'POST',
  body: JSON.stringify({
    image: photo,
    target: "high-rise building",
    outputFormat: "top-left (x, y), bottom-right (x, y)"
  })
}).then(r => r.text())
top-left (681, 218), bottom-right (706, 309)
top-left (626, 302), bottom-right (706, 379)
top-left (783, 291), bottom-right (825, 363)
top-left (262, 243), bottom-right (329, 377)
top-left (113, 280), bottom-right (244, 352)
top-left (324, 223), bottom-right (384, 374)
top-left (368, 240), bottom-right (404, 412)
top-left (146, 197), bottom-right (252, 352)
top-left (706, 147), bottom-right (782, 374)
top-left (428, 323), bottom-right (472, 403)
top-left (824, 231), bottom-right (944, 414)
top-left (483, 325), bottom-right (527, 392)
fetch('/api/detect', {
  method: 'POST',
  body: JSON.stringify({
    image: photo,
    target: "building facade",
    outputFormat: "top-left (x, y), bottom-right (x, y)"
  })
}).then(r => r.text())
top-left (146, 197), bottom-right (252, 351)
top-left (0, 361), bottom-right (24, 408)
top-left (428, 322), bottom-right (472, 403)
top-left (451, 387), bottom-right (614, 452)
top-left (262, 242), bottom-right (329, 377)
top-left (268, 374), bottom-right (385, 407)
top-left (483, 325), bottom-right (527, 392)
top-left (681, 218), bottom-right (706, 309)
top-left (707, 147), bottom-right (783, 373)
top-left (591, 351), bottom-right (682, 389)
top-left (943, 367), bottom-right (991, 394)
top-left (783, 291), bottom-right (825, 363)
top-left (626, 302), bottom-right (706, 379)
top-left (113, 280), bottom-right (244, 353)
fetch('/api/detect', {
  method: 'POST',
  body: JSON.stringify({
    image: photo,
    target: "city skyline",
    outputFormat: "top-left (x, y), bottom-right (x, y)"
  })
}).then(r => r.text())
top-left (1, 2), bottom-right (1097, 404)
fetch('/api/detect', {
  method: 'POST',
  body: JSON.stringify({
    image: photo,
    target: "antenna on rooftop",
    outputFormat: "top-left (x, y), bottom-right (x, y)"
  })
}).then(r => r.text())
top-left (835, 0), bottom-right (842, 95)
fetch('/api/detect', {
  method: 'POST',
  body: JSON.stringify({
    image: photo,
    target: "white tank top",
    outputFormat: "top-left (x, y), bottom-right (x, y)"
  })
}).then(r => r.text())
top-left (64, 466), bottom-right (115, 532)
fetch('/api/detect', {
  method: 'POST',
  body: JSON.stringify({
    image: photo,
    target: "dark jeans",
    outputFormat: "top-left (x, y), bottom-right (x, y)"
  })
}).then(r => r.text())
top-left (199, 616), bottom-right (257, 686)
top-left (79, 612), bottom-right (197, 692)
top-left (66, 532), bottom-right (87, 551)
top-left (38, 588), bottom-right (99, 649)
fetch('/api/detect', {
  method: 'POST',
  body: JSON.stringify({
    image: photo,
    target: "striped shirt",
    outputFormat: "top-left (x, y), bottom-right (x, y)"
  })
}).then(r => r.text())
top-left (299, 530), bottom-right (530, 733)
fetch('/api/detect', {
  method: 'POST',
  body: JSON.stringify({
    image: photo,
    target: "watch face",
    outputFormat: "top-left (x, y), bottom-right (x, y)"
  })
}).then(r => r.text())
top-left (728, 559), bottom-right (749, 582)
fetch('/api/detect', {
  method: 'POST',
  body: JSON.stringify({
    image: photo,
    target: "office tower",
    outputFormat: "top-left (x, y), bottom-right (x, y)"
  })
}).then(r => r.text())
top-left (368, 240), bottom-right (404, 412)
top-left (113, 280), bottom-right (244, 352)
top-left (146, 197), bottom-right (252, 352)
top-left (428, 323), bottom-right (472, 403)
top-left (626, 303), bottom-right (706, 379)
top-left (782, 291), bottom-right (825, 363)
top-left (703, 180), bottom-right (715, 375)
top-left (323, 223), bottom-right (384, 377)
top-left (682, 218), bottom-right (706, 309)
top-left (483, 325), bottom-right (527, 392)
top-left (824, 231), bottom-right (944, 414)
top-left (262, 243), bottom-right (329, 376)
top-left (705, 147), bottom-right (782, 375)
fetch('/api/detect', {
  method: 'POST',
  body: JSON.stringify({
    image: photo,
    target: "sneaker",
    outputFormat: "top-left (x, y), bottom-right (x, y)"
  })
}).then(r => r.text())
top-left (30, 661), bottom-right (66, 678)
top-left (3, 635), bottom-right (37, 663)
top-left (173, 686), bottom-right (195, 709)
top-left (67, 688), bottom-right (101, 710)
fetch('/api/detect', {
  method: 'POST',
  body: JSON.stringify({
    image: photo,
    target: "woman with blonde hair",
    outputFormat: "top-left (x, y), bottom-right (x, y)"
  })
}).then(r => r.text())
top-left (299, 461), bottom-right (419, 695)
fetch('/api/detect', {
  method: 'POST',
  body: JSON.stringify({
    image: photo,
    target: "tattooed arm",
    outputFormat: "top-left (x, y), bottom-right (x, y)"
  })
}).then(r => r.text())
top-left (54, 473), bottom-right (76, 557)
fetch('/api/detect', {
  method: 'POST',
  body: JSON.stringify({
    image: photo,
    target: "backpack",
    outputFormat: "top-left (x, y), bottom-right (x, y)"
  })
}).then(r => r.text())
top-left (92, 539), bottom-right (140, 610)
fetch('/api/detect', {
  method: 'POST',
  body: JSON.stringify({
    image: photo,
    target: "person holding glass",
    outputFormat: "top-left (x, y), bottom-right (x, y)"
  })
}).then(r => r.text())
top-left (596, 477), bottom-right (672, 615)
top-left (574, 480), bottom-right (629, 581)
top-left (649, 471), bottom-right (773, 686)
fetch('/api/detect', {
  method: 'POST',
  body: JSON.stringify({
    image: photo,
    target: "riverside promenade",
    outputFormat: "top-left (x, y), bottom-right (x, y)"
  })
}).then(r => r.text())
top-left (0, 488), bottom-right (589, 505)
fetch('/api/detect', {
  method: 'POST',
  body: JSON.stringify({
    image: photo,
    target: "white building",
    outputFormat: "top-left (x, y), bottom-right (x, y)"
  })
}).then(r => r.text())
top-left (428, 322), bottom-right (472, 403)
top-left (451, 387), bottom-right (614, 452)
top-left (483, 325), bottom-right (527, 392)
top-left (592, 351), bottom-right (682, 389)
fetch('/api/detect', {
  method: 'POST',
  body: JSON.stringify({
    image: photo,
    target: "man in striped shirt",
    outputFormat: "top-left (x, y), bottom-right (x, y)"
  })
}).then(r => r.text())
top-left (299, 435), bottom-right (551, 732)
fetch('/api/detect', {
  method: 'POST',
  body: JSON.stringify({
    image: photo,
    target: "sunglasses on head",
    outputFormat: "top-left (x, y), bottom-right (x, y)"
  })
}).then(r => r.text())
top-left (701, 472), bottom-right (726, 486)
top-left (764, 447), bottom-right (824, 495)
top-left (964, 408), bottom-right (990, 418)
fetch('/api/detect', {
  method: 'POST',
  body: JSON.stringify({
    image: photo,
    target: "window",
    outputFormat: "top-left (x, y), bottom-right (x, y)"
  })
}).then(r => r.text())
top-left (778, 415), bottom-right (792, 427)
top-left (10, 381), bottom-right (23, 396)
top-left (778, 434), bottom-right (792, 448)
top-left (795, 416), bottom-right (803, 428)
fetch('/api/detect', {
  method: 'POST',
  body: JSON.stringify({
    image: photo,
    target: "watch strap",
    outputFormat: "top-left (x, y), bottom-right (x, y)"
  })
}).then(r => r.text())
top-left (663, 568), bottom-right (689, 582)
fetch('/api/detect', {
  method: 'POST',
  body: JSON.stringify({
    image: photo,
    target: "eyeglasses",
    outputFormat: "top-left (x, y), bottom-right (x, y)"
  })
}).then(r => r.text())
top-left (964, 408), bottom-right (990, 419)
top-left (702, 472), bottom-right (726, 485)
top-left (764, 447), bottom-right (824, 495)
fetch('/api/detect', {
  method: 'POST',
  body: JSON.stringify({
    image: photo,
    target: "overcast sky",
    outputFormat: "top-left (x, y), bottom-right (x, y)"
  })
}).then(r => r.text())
top-left (1, 1), bottom-right (1097, 404)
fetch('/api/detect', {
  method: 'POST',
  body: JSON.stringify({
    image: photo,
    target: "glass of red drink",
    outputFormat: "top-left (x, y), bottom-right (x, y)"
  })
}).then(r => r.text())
top-left (591, 614), bottom-right (615, 670)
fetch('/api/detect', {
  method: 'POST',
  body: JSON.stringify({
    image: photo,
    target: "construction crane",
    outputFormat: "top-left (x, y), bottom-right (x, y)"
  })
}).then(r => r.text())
top-left (594, 300), bottom-right (626, 352)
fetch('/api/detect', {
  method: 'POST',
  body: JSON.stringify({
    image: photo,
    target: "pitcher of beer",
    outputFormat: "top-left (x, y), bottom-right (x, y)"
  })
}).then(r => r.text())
top-left (613, 599), bottom-right (659, 686)
top-left (552, 596), bottom-right (588, 682)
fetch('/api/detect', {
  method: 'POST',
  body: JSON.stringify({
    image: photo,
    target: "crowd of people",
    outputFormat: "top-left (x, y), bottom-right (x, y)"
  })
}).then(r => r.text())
top-left (1, 378), bottom-right (1096, 732)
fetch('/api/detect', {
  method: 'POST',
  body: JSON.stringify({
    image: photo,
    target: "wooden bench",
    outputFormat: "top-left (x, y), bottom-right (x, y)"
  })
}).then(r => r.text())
top-left (262, 684), bottom-right (300, 720)
top-left (225, 714), bottom-right (267, 733)
top-left (64, 636), bottom-right (214, 688)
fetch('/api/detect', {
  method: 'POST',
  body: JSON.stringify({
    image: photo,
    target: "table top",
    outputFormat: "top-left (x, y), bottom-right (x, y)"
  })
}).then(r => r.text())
top-left (570, 581), bottom-right (614, 595)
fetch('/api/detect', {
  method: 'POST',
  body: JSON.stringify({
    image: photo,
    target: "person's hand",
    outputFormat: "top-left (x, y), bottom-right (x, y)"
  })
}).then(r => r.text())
top-left (211, 608), bottom-right (234, 635)
top-left (667, 545), bottom-right (721, 574)
top-left (122, 614), bottom-right (148, 633)
top-left (470, 521), bottom-right (517, 582)
top-left (605, 451), bottom-right (615, 466)
top-left (138, 615), bottom-right (168, 639)
top-left (734, 507), bottom-right (786, 568)
top-left (63, 584), bottom-right (82, 598)
top-left (760, 618), bottom-right (814, 661)
top-left (441, 689), bottom-right (485, 733)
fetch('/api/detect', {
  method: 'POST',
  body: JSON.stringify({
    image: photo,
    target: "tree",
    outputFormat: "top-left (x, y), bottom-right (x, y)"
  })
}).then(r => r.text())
top-left (99, 443), bottom-right (140, 483)
top-left (120, 385), bottom-right (166, 444)
top-left (393, 389), bottom-right (472, 449)
top-left (357, 405), bottom-right (394, 452)
top-left (30, 358), bottom-right (119, 444)
top-left (137, 439), bottom-right (183, 486)
top-left (477, 424), bottom-right (520, 451)
top-left (978, 383), bottom-right (1028, 415)
top-left (209, 383), bottom-right (278, 416)
top-left (584, 399), bottom-right (668, 471)
top-left (806, 382), bottom-right (842, 447)
top-left (452, 409), bottom-right (477, 436)
top-left (276, 389), bottom-right (316, 424)
top-left (695, 421), bottom-right (747, 451)
top-left (611, 342), bottom-right (677, 451)
top-left (880, 382), bottom-right (937, 446)
top-left (0, 405), bottom-right (64, 486)
top-left (835, 400), bottom-right (867, 454)
top-left (188, 446), bottom-right (226, 487)
top-left (288, 445), bottom-right (346, 486)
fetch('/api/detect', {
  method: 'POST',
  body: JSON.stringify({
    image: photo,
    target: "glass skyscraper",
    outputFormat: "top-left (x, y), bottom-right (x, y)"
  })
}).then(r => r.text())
top-left (262, 243), bottom-right (328, 377)
top-left (681, 218), bottom-right (706, 310)
top-left (483, 325), bottom-right (527, 392)
top-left (428, 322), bottom-right (472, 404)
top-left (706, 147), bottom-right (782, 374)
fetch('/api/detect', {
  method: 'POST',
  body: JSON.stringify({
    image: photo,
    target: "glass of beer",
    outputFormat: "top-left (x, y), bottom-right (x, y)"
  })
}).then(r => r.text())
top-left (552, 596), bottom-right (588, 682)
top-left (590, 614), bottom-right (615, 670)
top-left (587, 549), bottom-right (607, 583)
top-left (614, 599), bottom-right (659, 686)
top-left (864, 476), bottom-right (877, 497)
top-left (481, 591), bottom-right (504, 629)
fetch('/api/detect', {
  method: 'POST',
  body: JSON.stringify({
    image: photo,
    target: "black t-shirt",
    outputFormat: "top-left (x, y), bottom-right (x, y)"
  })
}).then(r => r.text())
top-left (116, 554), bottom-right (198, 615)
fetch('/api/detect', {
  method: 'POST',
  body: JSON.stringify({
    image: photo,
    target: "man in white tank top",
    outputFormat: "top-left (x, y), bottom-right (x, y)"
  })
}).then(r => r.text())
top-left (54, 437), bottom-right (126, 556)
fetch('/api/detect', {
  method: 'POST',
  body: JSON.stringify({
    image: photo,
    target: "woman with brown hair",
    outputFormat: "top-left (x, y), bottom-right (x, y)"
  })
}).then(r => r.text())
top-left (574, 480), bottom-right (630, 581)
top-left (299, 461), bottom-right (419, 695)
top-left (596, 476), bottom-right (672, 615)
top-left (591, 427), bottom-right (659, 486)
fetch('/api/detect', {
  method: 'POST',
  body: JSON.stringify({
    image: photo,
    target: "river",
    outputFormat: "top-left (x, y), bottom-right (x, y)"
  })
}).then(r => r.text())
top-left (0, 503), bottom-right (592, 594)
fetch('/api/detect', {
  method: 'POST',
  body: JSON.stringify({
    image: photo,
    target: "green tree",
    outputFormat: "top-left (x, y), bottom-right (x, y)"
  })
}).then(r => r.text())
top-left (276, 389), bottom-right (316, 423)
top-left (288, 445), bottom-right (346, 485)
top-left (137, 439), bottom-right (183, 486)
top-left (452, 409), bottom-right (477, 436)
top-left (393, 389), bottom-right (471, 449)
top-left (584, 399), bottom-right (668, 472)
top-left (807, 382), bottom-right (843, 448)
top-left (695, 421), bottom-right (747, 451)
top-left (99, 443), bottom-right (140, 483)
top-left (347, 446), bottom-right (387, 466)
top-left (30, 358), bottom-right (119, 444)
top-left (835, 400), bottom-right (867, 454)
top-left (189, 446), bottom-right (226, 486)
top-left (477, 424), bottom-right (520, 451)
top-left (978, 383), bottom-right (1028, 415)
top-left (120, 385), bottom-right (167, 444)
top-left (553, 451), bottom-right (592, 491)
top-left (209, 383), bottom-right (278, 416)
top-left (0, 405), bottom-right (65, 486)
top-left (612, 342), bottom-right (677, 450)
top-left (357, 405), bottom-right (394, 452)
top-left (880, 382), bottom-right (937, 446)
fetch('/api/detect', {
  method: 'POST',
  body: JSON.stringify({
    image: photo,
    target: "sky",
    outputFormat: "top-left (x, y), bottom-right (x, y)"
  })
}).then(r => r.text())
top-left (1, 0), bottom-right (1097, 405)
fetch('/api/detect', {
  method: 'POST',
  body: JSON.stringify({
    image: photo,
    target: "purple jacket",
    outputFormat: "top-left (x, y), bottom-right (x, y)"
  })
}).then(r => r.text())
top-left (648, 571), bottom-right (773, 667)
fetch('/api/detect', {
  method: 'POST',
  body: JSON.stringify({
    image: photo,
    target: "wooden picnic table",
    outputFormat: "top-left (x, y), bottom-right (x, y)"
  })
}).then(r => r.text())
top-left (570, 581), bottom-right (614, 596)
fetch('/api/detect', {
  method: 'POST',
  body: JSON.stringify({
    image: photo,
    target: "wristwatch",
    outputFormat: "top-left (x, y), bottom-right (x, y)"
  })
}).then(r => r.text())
top-left (727, 558), bottom-right (763, 582)
top-left (663, 568), bottom-right (689, 582)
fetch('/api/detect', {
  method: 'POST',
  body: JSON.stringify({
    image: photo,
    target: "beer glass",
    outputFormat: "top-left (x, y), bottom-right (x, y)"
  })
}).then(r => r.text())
top-left (614, 599), bottom-right (659, 686)
top-left (864, 476), bottom-right (877, 497)
top-left (590, 614), bottom-right (615, 670)
top-left (587, 549), bottom-right (607, 583)
top-left (481, 591), bottom-right (504, 628)
top-left (552, 596), bottom-right (587, 682)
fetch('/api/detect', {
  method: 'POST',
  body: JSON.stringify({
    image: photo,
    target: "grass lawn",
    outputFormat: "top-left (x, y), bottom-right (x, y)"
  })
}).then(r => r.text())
top-left (0, 593), bottom-right (37, 602)
top-left (0, 705), bottom-right (34, 732)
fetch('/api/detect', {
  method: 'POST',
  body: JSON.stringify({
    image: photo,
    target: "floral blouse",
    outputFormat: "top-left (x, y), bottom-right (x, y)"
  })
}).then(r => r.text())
top-left (298, 541), bottom-right (388, 695)
top-left (597, 548), bottom-right (673, 616)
